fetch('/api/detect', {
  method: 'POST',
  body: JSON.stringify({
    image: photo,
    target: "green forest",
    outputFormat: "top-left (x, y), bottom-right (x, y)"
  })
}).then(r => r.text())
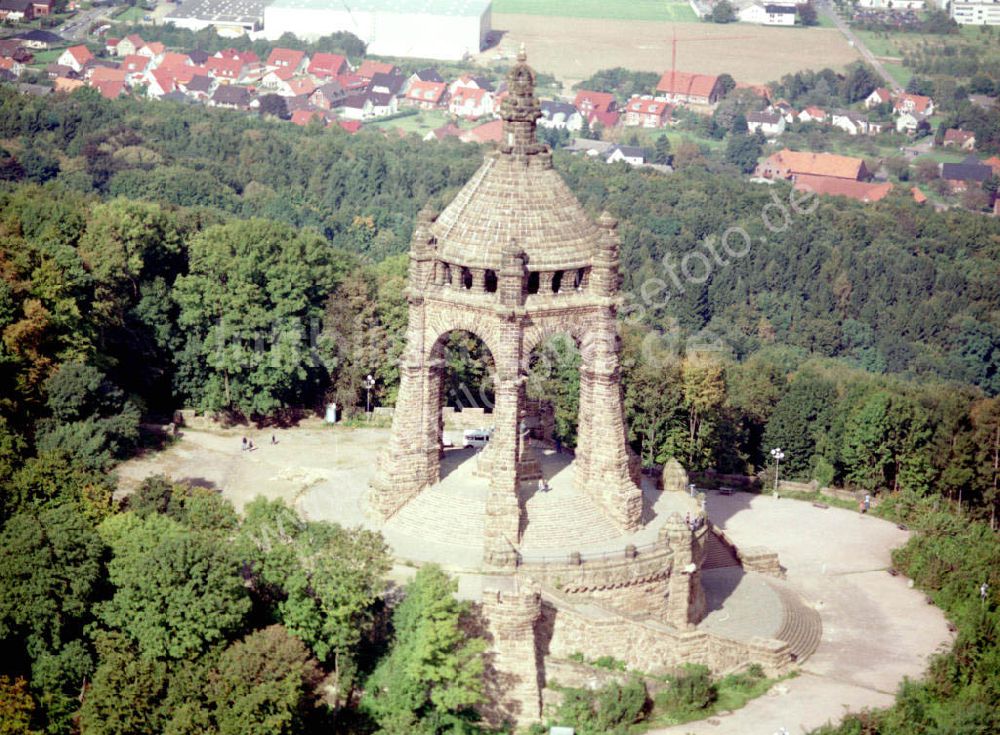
top-left (0, 84), bottom-right (998, 734)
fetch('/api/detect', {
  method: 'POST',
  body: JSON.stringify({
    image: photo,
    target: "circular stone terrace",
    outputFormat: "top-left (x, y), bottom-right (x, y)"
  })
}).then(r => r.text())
top-left (116, 420), bottom-right (953, 734)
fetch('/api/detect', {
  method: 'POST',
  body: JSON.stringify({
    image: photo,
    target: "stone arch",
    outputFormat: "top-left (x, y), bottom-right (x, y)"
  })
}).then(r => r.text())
top-left (423, 310), bottom-right (503, 368)
top-left (522, 318), bottom-right (586, 372)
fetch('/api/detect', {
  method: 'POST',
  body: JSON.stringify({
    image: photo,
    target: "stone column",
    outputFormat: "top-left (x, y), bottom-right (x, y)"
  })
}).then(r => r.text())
top-left (576, 313), bottom-right (642, 531)
top-left (484, 369), bottom-right (524, 567)
top-left (480, 583), bottom-right (543, 728)
top-left (662, 514), bottom-right (707, 628)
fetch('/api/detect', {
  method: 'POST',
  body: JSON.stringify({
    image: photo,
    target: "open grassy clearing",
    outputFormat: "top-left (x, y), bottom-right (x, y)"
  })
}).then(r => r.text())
top-left (492, 0), bottom-right (698, 22)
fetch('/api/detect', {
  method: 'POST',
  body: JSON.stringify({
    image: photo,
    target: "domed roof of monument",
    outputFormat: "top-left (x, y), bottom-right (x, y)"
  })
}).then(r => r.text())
top-left (431, 51), bottom-right (600, 273)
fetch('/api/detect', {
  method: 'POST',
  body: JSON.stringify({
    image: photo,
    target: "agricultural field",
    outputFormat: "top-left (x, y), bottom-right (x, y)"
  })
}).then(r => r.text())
top-left (492, 0), bottom-right (698, 22)
top-left (485, 15), bottom-right (861, 87)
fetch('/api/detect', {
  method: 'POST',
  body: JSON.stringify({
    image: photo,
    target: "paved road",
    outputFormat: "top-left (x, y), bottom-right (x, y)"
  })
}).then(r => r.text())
top-left (648, 492), bottom-right (952, 735)
top-left (57, 6), bottom-right (109, 42)
top-left (817, 0), bottom-right (903, 93)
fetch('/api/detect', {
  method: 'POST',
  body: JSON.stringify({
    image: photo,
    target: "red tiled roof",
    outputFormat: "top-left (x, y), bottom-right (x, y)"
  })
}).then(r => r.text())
top-left (266, 65), bottom-right (296, 82)
top-left (910, 186), bottom-right (927, 204)
top-left (287, 77), bottom-right (317, 96)
top-left (206, 56), bottom-right (243, 79)
top-left (794, 175), bottom-right (892, 203)
top-left (802, 106), bottom-right (826, 119)
top-left (290, 108), bottom-right (326, 126)
top-left (337, 119), bottom-right (362, 134)
top-left (144, 42), bottom-right (165, 55)
top-left (66, 45), bottom-right (93, 65)
top-left (89, 66), bottom-right (126, 84)
top-left (308, 52), bottom-right (346, 77)
top-left (589, 109), bottom-right (619, 128)
top-left (984, 156), bottom-right (1000, 175)
top-left (356, 60), bottom-right (395, 79)
top-left (149, 68), bottom-right (176, 93)
top-left (573, 89), bottom-right (615, 113)
top-left (943, 128), bottom-right (974, 145)
top-left (335, 72), bottom-right (367, 91)
top-left (267, 47), bottom-right (305, 69)
top-left (54, 77), bottom-right (84, 93)
top-left (93, 79), bottom-right (125, 99)
top-left (122, 54), bottom-right (149, 73)
top-left (765, 149), bottom-right (865, 180)
top-left (655, 70), bottom-right (719, 99)
top-left (625, 96), bottom-right (671, 117)
top-left (461, 119), bottom-right (503, 143)
top-left (216, 48), bottom-right (258, 63)
top-left (894, 93), bottom-right (932, 114)
top-left (451, 86), bottom-right (487, 106)
top-left (406, 79), bottom-right (447, 104)
top-left (869, 87), bottom-right (891, 102)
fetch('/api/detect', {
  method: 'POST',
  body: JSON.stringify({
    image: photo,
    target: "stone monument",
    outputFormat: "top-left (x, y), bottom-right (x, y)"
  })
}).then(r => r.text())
top-left (370, 49), bottom-right (643, 565)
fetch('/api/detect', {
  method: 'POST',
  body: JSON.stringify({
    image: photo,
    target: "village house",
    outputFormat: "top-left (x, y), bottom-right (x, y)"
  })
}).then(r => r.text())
top-left (738, 2), bottom-right (797, 24)
top-left (0, 56), bottom-right (24, 78)
top-left (259, 65), bottom-right (298, 94)
top-left (206, 55), bottom-right (247, 84)
top-left (53, 77), bottom-right (84, 93)
top-left (423, 122), bottom-right (463, 142)
top-left (864, 87), bottom-right (892, 109)
top-left (655, 70), bottom-right (722, 105)
top-left (340, 90), bottom-right (398, 120)
top-left (355, 60), bottom-right (398, 81)
top-left (209, 84), bottom-right (254, 111)
top-left (115, 34), bottom-right (145, 58)
top-left (573, 89), bottom-right (619, 127)
top-left (798, 106), bottom-right (827, 123)
top-left (290, 108), bottom-right (328, 127)
top-left (121, 54), bottom-right (150, 80)
top-left (286, 78), bottom-right (317, 98)
top-left (460, 119), bottom-right (503, 144)
top-left (310, 80), bottom-right (348, 110)
top-left (605, 144), bottom-right (647, 166)
top-left (404, 79), bottom-right (448, 109)
top-left (138, 42), bottom-right (165, 62)
top-left (893, 92), bottom-right (934, 116)
top-left (941, 155), bottom-right (993, 192)
top-left (449, 73), bottom-right (494, 96)
top-left (307, 52), bottom-right (347, 79)
top-left (895, 110), bottom-right (922, 133)
top-left (942, 129), bottom-right (976, 151)
top-left (757, 148), bottom-right (871, 182)
top-left (449, 85), bottom-right (493, 118)
top-left (830, 110), bottom-right (872, 136)
top-left (539, 100), bottom-right (583, 131)
top-left (623, 96), bottom-right (672, 128)
top-left (14, 30), bottom-right (62, 50)
top-left (265, 48), bottom-right (308, 74)
top-left (370, 71), bottom-right (405, 97)
top-left (794, 176), bottom-right (893, 202)
top-left (747, 110), bottom-right (786, 136)
top-left (57, 45), bottom-right (93, 74)
top-left (44, 63), bottom-right (74, 80)
top-left (179, 74), bottom-right (215, 101)
top-left (405, 67), bottom-right (444, 91)
top-left (0, 0), bottom-right (35, 22)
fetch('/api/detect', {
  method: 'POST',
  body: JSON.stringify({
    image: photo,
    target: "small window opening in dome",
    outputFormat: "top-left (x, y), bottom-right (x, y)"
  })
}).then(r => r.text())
top-left (443, 263), bottom-right (452, 285)
top-left (484, 270), bottom-right (498, 293)
top-left (551, 270), bottom-right (564, 293)
top-left (527, 271), bottom-right (540, 294)
top-left (574, 268), bottom-right (586, 290)
top-left (461, 267), bottom-right (473, 290)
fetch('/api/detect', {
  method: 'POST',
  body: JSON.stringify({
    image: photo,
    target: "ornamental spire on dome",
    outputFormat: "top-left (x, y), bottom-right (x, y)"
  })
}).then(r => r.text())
top-left (499, 46), bottom-right (545, 158)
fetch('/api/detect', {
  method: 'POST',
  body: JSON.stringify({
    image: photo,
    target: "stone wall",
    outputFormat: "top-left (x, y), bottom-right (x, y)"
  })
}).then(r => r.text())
top-left (711, 526), bottom-right (784, 578)
top-left (520, 541), bottom-right (675, 619)
top-left (538, 590), bottom-right (791, 678)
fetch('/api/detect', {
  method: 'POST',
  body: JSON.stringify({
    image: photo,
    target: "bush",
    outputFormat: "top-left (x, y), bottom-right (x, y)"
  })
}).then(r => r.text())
top-left (655, 664), bottom-right (716, 713)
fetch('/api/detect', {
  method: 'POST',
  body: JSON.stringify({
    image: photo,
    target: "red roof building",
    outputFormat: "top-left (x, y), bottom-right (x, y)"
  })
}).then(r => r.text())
top-left (266, 47), bottom-right (306, 71)
top-left (356, 60), bottom-right (397, 80)
top-left (307, 52), bottom-right (347, 78)
top-left (290, 108), bottom-right (327, 126)
top-left (405, 79), bottom-right (447, 108)
top-left (757, 149), bottom-right (869, 182)
top-left (655, 71), bottom-right (721, 105)
top-left (793, 175), bottom-right (893, 203)
top-left (337, 119), bottom-right (362, 134)
top-left (623, 96), bottom-right (672, 128)
top-left (206, 55), bottom-right (245, 82)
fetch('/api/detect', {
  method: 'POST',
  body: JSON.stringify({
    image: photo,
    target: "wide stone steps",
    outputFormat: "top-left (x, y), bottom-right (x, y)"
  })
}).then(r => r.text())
top-left (519, 486), bottom-right (622, 551)
top-left (384, 485), bottom-right (487, 544)
top-left (702, 530), bottom-right (741, 570)
top-left (771, 584), bottom-right (823, 664)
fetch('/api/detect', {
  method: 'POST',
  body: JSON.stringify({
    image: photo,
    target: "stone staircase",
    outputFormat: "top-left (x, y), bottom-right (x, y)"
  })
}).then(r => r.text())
top-left (702, 530), bottom-right (741, 570)
top-left (770, 583), bottom-right (823, 663)
top-left (519, 483), bottom-right (622, 551)
top-left (384, 483), bottom-right (487, 546)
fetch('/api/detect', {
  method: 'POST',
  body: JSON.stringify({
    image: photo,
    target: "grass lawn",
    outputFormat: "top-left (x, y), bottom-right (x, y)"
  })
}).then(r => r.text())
top-left (883, 61), bottom-right (912, 88)
top-left (492, 0), bottom-right (698, 22)
top-left (28, 48), bottom-right (64, 67)
top-left (366, 110), bottom-right (474, 136)
top-left (114, 6), bottom-right (148, 22)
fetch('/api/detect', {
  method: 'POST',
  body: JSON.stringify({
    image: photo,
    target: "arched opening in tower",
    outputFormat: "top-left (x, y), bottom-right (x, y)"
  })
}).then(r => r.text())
top-left (526, 333), bottom-right (581, 451)
top-left (434, 330), bottom-right (496, 416)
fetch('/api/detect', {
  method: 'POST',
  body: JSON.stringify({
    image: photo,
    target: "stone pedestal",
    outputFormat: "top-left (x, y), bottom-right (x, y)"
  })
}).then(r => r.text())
top-left (480, 583), bottom-right (543, 728)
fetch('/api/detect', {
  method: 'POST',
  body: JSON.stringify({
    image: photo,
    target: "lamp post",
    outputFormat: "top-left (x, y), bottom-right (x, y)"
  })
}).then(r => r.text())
top-left (364, 374), bottom-right (375, 420)
top-left (770, 447), bottom-right (785, 496)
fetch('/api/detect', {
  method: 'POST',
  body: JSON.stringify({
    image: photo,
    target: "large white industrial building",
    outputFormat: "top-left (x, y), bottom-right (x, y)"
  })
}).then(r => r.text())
top-left (262, 0), bottom-right (492, 60)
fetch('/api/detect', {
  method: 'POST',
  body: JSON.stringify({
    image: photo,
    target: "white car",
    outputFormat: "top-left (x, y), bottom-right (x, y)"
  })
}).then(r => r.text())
top-left (462, 428), bottom-right (491, 449)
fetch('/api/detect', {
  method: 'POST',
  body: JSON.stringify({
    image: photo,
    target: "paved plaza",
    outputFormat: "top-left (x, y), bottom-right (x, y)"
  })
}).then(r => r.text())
top-left (117, 423), bottom-right (954, 733)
